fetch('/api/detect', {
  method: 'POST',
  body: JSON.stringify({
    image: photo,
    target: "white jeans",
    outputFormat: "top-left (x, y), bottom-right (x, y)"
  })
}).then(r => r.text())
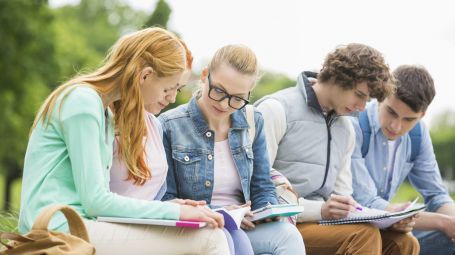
top-left (83, 220), bottom-right (230, 255)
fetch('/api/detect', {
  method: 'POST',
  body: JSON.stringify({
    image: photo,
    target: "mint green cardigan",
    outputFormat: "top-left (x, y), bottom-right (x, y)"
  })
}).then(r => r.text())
top-left (19, 87), bottom-right (179, 233)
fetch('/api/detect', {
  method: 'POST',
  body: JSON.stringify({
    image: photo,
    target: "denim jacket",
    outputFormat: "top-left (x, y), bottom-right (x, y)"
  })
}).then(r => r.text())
top-left (350, 100), bottom-right (453, 212)
top-left (159, 97), bottom-right (278, 210)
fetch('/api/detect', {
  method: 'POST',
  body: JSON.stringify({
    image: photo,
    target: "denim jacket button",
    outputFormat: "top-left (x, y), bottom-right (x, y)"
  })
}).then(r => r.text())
top-left (206, 132), bottom-right (212, 138)
top-left (205, 180), bottom-right (212, 187)
top-left (207, 154), bottom-right (213, 160)
top-left (184, 156), bottom-right (190, 162)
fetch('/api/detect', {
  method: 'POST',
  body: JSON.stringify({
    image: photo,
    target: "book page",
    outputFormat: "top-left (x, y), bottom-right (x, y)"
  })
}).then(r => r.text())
top-left (213, 207), bottom-right (249, 231)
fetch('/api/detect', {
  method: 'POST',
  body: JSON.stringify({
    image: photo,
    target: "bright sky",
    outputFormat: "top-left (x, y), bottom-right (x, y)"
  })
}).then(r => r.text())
top-left (49, 0), bottom-right (455, 126)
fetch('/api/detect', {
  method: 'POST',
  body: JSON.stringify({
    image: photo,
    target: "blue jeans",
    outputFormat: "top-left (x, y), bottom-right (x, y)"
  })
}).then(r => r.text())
top-left (245, 221), bottom-right (305, 255)
top-left (223, 228), bottom-right (254, 255)
top-left (413, 230), bottom-right (455, 255)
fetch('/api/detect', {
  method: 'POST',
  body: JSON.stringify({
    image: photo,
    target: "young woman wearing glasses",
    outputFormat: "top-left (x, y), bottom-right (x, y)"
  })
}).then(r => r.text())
top-left (159, 44), bottom-right (305, 255)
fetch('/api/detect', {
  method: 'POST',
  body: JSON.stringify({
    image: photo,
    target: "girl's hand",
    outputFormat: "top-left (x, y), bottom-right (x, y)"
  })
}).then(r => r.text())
top-left (224, 201), bottom-right (251, 211)
top-left (170, 198), bottom-right (206, 207)
top-left (180, 204), bottom-right (224, 228)
top-left (241, 210), bottom-right (255, 230)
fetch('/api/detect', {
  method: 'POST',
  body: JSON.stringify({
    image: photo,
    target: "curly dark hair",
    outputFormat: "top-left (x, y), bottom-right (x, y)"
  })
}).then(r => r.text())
top-left (318, 43), bottom-right (395, 102)
top-left (394, 65), bottom-right (435, 112)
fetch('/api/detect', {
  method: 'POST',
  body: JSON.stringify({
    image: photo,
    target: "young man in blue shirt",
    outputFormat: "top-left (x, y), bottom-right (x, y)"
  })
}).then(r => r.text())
top-left (257, 44), bottom-right (419, 254)
top-left (351, 65), bottom-right (455, 255)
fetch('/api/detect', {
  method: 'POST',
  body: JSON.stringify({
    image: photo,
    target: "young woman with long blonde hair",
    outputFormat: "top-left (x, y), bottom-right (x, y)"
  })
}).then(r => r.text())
top-left (19, 27), bottom-right (229, 255)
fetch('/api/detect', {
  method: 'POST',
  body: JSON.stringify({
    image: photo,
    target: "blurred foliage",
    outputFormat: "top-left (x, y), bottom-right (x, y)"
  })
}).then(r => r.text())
top-left (251, 72), bottom-right (295, 102)
top-left (431, 110), bottom-right (455, 180)
top-left (145, 0), bottom-right (171, 28)
top-left (0, 0), bottom-right (148, 210)
top-left (52, 0), bottom-right (148, 80)
top-left (0, 0), bottom-right (59, 210)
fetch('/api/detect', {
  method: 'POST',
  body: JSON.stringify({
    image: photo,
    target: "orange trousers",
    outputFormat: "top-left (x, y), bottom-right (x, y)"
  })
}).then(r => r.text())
top-left (297, 223), bottom-right (419, 255)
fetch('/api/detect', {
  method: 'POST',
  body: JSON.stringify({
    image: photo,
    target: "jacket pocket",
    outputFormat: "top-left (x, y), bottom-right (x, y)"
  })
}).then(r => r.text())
top-left (172, 151), bottom-right (202, 181)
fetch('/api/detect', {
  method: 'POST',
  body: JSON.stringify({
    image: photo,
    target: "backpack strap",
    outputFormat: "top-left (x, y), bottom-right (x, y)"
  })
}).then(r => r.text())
top-left (245, 105), bottom-right (255, 144)
top-left (358, 111), bottom-right (371, 158)
top-left (359, 110), bottom-right (422, 161)
top-left (408, 122), bottom-right (422, 162)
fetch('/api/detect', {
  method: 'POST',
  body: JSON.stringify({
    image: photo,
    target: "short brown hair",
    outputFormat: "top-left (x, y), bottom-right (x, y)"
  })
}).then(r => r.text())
top-left (318, 43), bottom-right (394, 102)
top-left (393, 65), bottom-right (435, 112)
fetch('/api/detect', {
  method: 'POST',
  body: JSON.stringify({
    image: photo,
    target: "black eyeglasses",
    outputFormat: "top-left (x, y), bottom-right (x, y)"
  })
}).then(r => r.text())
top-left (207, 73), bottom-right (250, 110)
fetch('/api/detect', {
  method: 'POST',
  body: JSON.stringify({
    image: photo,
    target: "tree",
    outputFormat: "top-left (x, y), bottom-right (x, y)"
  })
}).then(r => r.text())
top-left (0, 0), bottom-right (149, 210)
top-left (0, 0), bottom-right (59, 210)
top-left (145, 0), bottom-right (171, 28)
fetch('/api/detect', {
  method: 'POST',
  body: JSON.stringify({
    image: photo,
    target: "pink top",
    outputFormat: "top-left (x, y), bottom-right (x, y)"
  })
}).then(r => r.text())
top-left (109, 112), bottom-right (168, 201)
top-left (211, 140), bottom-right (243, 206)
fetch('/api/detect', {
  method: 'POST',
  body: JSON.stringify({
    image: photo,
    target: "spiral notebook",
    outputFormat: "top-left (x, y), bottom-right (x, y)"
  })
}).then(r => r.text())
top-left (319, 199), bottom-right (426, 229)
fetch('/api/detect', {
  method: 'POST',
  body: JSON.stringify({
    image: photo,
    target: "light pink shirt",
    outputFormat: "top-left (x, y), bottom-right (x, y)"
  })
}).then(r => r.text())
top-left (211, 140), bottom-right (243, 206)
top-left (109, 113), bottom-right (168, 201)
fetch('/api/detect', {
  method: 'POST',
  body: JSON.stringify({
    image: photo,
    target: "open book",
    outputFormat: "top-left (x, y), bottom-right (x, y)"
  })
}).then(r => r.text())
top-left (319, 199), bottom-right (426, 229)
top-left (247, 204), bottom-right (305, 222)
top-left (96, 216), bottom-right (207, 229)
top-left (213, 207), bottom-right (250, 231)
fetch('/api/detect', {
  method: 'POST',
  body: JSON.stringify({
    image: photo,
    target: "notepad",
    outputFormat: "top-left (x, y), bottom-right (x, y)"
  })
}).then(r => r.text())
top-left (319, 199), bottom-right (425, 229)
top-left (247, 204), bottom-right (305, 222)
top-left (96, 216), bottom-right (207, 229)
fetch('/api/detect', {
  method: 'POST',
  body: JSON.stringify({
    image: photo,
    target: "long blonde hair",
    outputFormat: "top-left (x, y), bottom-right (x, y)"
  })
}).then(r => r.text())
top-left (32, 27), bottom-right (186, 185)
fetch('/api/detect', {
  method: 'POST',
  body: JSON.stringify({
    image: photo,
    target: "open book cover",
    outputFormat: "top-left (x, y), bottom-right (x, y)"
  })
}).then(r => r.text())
top-left (213, 207), bottom-right (250, 231)
top-left (247, 204), bottom-right (304, 222)
top-left (319, 204), bottom-right (426, 229)
top-left (96, 216), bottom-right (207, 229)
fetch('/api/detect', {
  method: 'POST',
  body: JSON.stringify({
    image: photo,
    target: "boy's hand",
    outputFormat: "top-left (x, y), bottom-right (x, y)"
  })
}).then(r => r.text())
top-left (389, 214), bottom-right (419, 233)
top-left (321, 194), bottom-right (358, 220)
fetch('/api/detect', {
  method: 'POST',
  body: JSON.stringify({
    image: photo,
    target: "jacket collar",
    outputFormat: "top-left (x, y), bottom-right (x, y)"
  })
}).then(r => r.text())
top-left (367, 100), bottom-right (384, 135)
top-left (297, 71), bottom-right (328, 114)
top-left (188, 96), bottom-right (249, 135)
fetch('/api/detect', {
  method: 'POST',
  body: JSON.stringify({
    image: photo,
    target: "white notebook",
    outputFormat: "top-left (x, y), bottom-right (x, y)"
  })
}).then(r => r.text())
top-left (97, 217), bottom-right (207, 229)
top-left (319, 199), bottom-right (425, 229)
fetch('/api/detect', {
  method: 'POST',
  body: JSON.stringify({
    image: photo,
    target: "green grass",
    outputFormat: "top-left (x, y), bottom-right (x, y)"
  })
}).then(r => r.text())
top-left (0, 175), bottom-right (22, 211)
top-left (0, 175), bottom-right (21, 234)
top-left (0, 210), bottom-right (19, 233)
top-left (391, 181), bottom-right (455, 203)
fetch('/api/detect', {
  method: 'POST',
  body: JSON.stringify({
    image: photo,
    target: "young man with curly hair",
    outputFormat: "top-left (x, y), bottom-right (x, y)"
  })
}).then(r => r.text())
top-left (351, 65), bottom-right (455, 255)
top-left (256, 44), bottom-right (419, 254)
